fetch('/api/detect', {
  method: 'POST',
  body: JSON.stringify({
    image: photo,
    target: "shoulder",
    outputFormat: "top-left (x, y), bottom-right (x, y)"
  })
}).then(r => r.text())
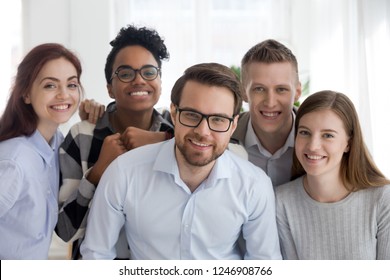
top-left (154, 108), bottom-right (174, 129)
top-left (275, 177), bottom-right (303, 197)
top-left (0, 137), bottom-right (37, 181)
top-left (67, 120), bottom-right (96, 137)
top-left (365, 184), bottom-right (390, 204)
top-left (224, 149), bottom-right (255, 169)
top-left (61, 120), bottom-right (96, 148)
top-left (0, 137), bottom-right (33, 160)
top-left (356, 185), bottom-right (390, 220)
top-left (378, 185), bottom-right (390, 213)
top-left (238, 111), bottom-right (250, 121)
top-left (231, 111), bottom-right (250, 143)
top-left (237, 111), bottom-right (250, 127)
top-left (358, 184), bottom-right (390, 197)
top-left (224, 150), bottom-right (270, 183)
top-left (227, 143), bottom-right (248, 160)
top-left (116, 140), bottom-right (165, 168)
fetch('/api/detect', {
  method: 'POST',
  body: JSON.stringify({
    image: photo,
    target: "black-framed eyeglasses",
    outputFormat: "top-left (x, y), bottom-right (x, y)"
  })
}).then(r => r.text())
top-left (110, 65), bottom-right (160, 83)
top-left (176, 107), bottom-right (234, 133)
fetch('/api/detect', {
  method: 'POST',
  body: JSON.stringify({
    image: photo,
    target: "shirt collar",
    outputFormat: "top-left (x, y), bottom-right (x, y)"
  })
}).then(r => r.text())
top-left (245, 111), bottom-right (296, 155)
top-left (154, 139), bottom-right (232, 186)
top-left (28, 129), bottom-right (60, 164)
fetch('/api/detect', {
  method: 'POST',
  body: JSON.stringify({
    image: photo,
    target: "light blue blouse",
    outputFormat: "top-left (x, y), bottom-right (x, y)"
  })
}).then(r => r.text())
top-left (81, 139), bottom-right (281, 260)
top-left (0, 129), bottom-right (63, 259)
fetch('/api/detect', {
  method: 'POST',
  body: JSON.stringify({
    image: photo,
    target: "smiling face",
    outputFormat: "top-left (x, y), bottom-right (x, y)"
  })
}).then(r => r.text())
top-left (245, 61), bottom-right (301, 138)
top-left (107, 45), bottom-right (161, 113)
top-left (295, 109), bottom-right (350, 179)
top-left (171, 80), bottom-right (238, 168)
top-left (25, 57), bottom-right (80, 138)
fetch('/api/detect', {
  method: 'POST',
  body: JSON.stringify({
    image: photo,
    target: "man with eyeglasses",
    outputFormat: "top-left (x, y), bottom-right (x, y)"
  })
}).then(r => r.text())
top-left (56, 25), bottom-right (174, 259)
top-left (80, 62), bottom-right (282, 260)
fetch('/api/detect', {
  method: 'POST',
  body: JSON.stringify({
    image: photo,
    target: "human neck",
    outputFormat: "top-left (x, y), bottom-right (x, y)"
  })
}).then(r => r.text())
top-left (37, 122), bottom-right (58, 143)
top-left (253, 114), bottom-right (293, 155)
top-left (111, 108), bottom-right (153, 134)
top-left (303, 174), bottom-right (350, 203)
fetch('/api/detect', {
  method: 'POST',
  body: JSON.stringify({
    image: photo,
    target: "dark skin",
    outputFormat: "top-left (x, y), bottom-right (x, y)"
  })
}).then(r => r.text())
top-left (79, 45), bottom-right (169, 186)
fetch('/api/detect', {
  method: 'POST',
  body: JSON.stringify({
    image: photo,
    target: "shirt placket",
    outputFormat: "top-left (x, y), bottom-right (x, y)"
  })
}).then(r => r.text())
top-left (180, 193), bottom-right (196, 259)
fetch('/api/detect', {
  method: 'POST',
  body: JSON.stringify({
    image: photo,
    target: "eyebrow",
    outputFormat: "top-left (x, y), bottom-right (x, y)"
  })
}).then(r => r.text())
top-left (116, 64), bottom-right (157, 69)
top-left (40, 76), bottom-right (78, 83)
top-left (179, 107), bottom-right (233, 118)
top-left (250, 83), bottom-right (291, 90)
top-left (298, 125), bottom-right (339, 134)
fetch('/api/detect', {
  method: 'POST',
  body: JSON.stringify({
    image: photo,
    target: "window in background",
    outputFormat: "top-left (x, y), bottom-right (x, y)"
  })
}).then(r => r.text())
top-left (117, 0), bottom-right (294, 109)
top-left (117, 0), bottom-right (389, 177)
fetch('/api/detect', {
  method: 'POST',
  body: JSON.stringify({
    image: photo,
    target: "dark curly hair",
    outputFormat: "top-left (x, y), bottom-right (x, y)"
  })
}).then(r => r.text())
top-left (104, 25), bottom-right (170, 84)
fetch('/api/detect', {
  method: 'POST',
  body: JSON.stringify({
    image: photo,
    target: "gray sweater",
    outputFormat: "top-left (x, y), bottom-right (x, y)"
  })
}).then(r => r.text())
top-left (275, 176), bottom-right (390, 259)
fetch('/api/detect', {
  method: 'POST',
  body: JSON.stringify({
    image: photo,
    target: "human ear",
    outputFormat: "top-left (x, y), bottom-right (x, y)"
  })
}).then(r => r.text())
top-left (344, 140), bottom-right (351, 153)
top-left (294, 82), bottom-right (302, 102)
top-left (229, 114), bottom-right (239, 135)
top-left (107, 84), bottom-right (114, 99)
top-left (23, 94), bottom-right (31, 104)
top-left (170, 103), bottom-right (177, 126)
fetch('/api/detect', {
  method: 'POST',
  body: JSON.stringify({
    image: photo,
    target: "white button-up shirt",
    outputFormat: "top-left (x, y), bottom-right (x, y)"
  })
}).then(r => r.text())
top-left (81, 139), bottom-right (281, 260)
top-left (0, 130), bottom-right (62, 259)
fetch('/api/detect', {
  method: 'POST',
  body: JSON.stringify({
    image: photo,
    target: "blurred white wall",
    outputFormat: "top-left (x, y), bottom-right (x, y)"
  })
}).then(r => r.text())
top-left (2, 0), bottom-right (389, 178)
top-left (21, 0), bottom-right (115, 133)
top-left (18, 0), bottom-right (312, 135)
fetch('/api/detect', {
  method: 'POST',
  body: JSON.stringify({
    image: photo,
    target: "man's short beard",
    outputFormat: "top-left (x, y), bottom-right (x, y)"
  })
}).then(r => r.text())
top-left (176, 144), bottom-right (224, 167)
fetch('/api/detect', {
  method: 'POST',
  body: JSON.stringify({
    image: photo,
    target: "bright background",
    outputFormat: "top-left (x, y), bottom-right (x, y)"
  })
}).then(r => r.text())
top-left (1, 0), bottom-right (389, 177)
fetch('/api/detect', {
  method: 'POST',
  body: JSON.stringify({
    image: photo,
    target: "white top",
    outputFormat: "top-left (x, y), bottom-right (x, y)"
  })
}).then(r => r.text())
top-left (81, 139), bottom-right (281, 260)
top-left (276, 176), bottom-right (390, 259)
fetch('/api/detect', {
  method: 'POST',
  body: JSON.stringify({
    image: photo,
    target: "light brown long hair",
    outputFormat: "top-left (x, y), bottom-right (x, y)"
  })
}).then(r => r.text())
top-left (292, 90), bottom-right (390, 191)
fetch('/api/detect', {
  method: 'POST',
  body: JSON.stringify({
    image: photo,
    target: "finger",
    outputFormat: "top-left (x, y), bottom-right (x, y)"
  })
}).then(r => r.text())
top-left (78, 101), bottom-right (86, 119)
top-left (78, 100), bottom-right (85, 111)
top-left (89, 102), bottom-right (100, 124)
top-left (93, 103), bottom-right (102, 120)
top-left (84, 99), bottom-right (92, 113)
top-left (120, 135), bottom-right (132, 151)
top-left (99, 105), bottom-right (105, 118)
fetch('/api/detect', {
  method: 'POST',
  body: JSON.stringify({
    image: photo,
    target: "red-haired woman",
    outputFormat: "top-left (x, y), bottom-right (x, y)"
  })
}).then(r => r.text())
top-left (0, 43), bottom-right (83, 259)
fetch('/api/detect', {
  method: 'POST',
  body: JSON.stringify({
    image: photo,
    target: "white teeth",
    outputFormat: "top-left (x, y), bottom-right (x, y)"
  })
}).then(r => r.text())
top-left (307, 154), bottom-right (323, 160)
top-left (130, 91), bottom-right (148, 96)
top-left (192, 140), bottom-right (209, 147)
top-left (262, 112), bottom-right (279, 117)
top-left (52, 104), bottom-right (69, 110)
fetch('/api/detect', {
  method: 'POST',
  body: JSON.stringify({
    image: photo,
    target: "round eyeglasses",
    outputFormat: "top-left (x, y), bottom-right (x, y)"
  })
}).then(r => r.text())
top-left (176, 107), bottom-right (234, 133)
top-left (110, 65), bottom-right (160, 83)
